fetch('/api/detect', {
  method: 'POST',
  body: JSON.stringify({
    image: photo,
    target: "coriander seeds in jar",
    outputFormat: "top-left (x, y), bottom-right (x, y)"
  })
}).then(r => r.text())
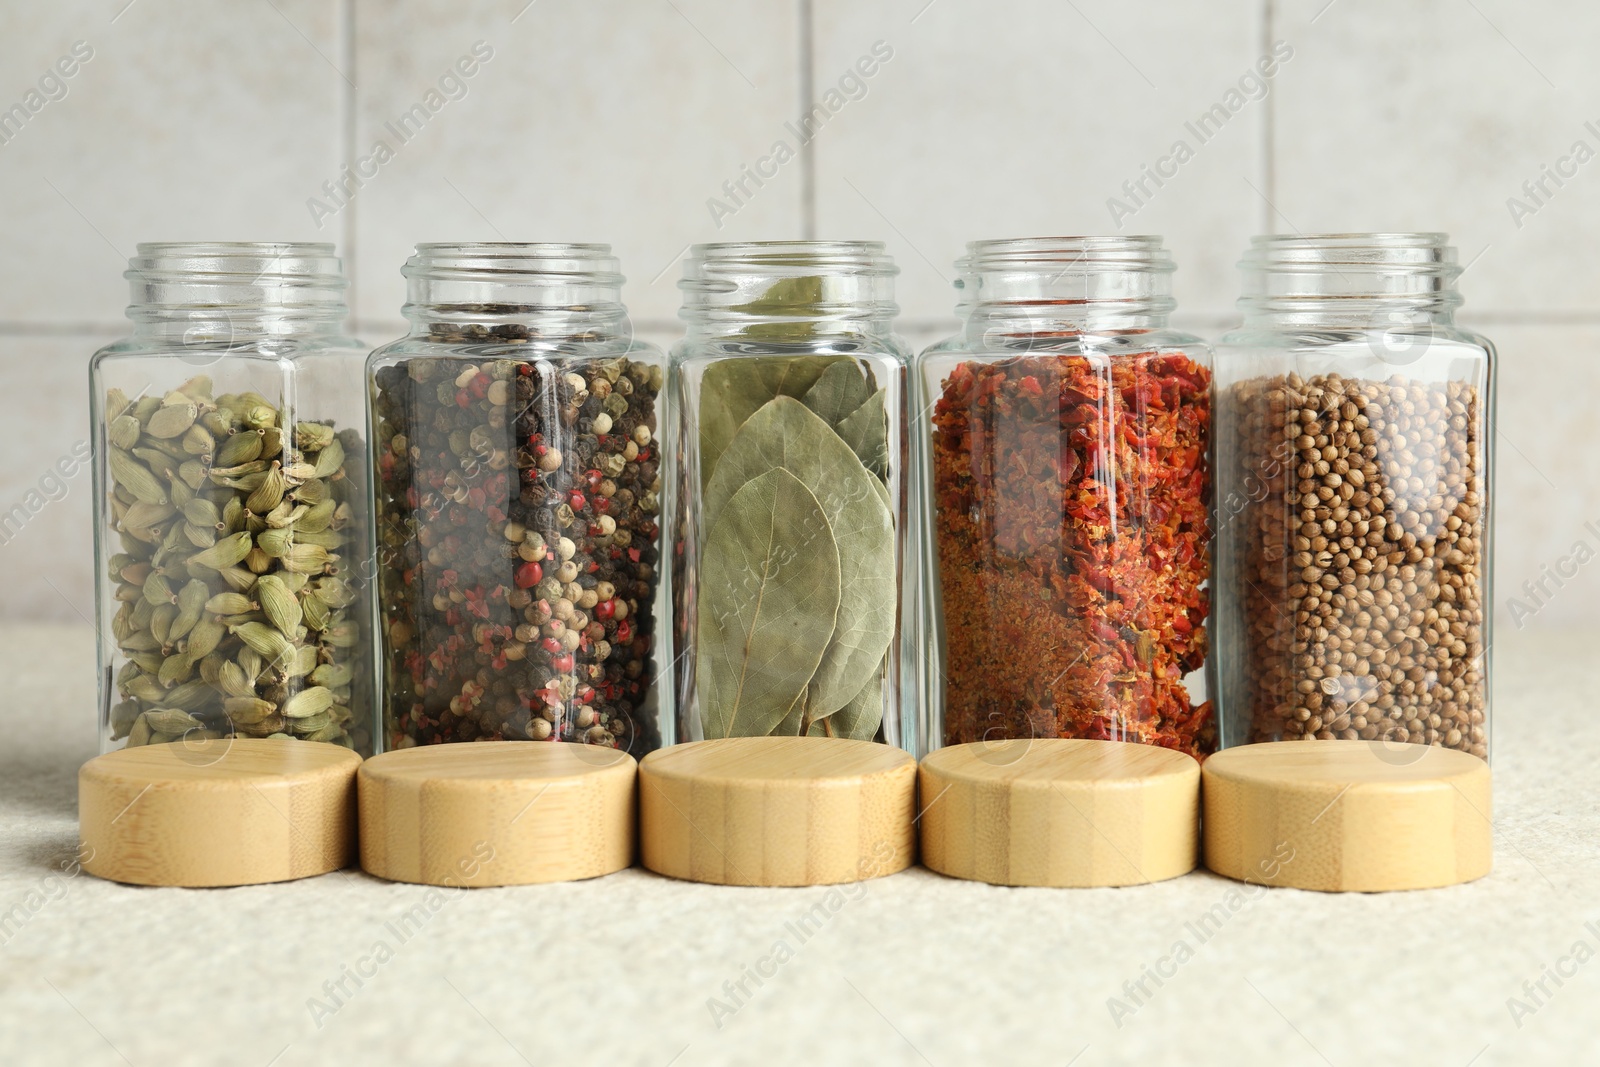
top-left (92, 243), bottom-right (373, 754)
top-left (368, 244), bottom-right (667, 755)
top-left (1214, 234), bottom-right (1493, 759)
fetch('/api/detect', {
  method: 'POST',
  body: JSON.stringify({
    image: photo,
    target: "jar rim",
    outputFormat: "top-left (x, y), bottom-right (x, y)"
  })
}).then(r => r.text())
top-left (958, 235), bottom-right (1174, 273)
top-left (685, 240), bottom-right (896, 274)
top-left (404, 242), bottom-right (623, 286)
top-left (126, 242), bottom-right (346, 288)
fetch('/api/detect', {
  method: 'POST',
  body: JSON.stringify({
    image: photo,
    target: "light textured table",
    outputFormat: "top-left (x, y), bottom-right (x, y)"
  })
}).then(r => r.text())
top-left (1, 624), bottom-right (1595, 1066)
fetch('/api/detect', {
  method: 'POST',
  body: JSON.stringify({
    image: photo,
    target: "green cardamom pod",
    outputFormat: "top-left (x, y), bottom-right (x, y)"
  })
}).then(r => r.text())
top-left (295, 498), bottom-right (337, 533)
top-left (216, 565), bottom-right (257, 593)
top-left (143, 708), bottom-right (201, 735)
top-left (281, 686), bottom-right (335, 719)
top-left (263, 500), bottom-right (303, 529)
top-left (198, 651), bottom-right (229, 686)
top-left (216, 661), bottom-right (254, 699)
top-left (242, 403), bottom-right (277, 430)
top-left (256, 526), bottom-right (294, 558)
top-left (280, 461), bottom-right (318, 483)
top-left (145, 401), bottom-right (198, 439)
top-left (164, 679), bottom-right (214, 710)
top-left (295, 478), bottom-right (329, 505)
top-left (214, 430), bottom-right (264, 468)
top-left (188, 531), bottom-right (253, 570)
top-left (110, 700), bottom-right (140, 741)
top-left (296, 422), bottom-right (335, 451)
top-left (142, 573), bottom-right (176, 606)
top-left (280, 543), bottom-right (332, 574)
top-left (200, 409), bottom-right (233, 437)
top-left (184, 617), bottom-right (225, 661)
top-left (259, 425), bottom-right (284, 460)
top-left (309, 662), bottom-right (352, 689)
top-left (108, 448), bottom-right (169, 505)
top-left (301, 722), bottom-right (345, 743)
top-left (300, 591), bottom-right (331, 632)
top-left (169, 579), bottom-right (209, 642)
top-left (175, 375), bottom-right (212, 401)
top-left (224, 696), bottom-right (277, 724)
top-left (285, 644), bottom-right (319, 678)
top-left (311, 437), bottom-right (345, 479)
top-left (230, 621), bottom-right (295, 668)
top-left (291, 527), bottom-right (343, 551)
top-left (178, 459), bottom-right (208, 491)
top-left (324, 619), bottom-right (359, 648)
top-left (205, 592), bottom-right (253, 615)
top-left (149, 602), bottom-right (177, 647)
top-left (122, 500), bottom-right (177, 531)
top-left (157, 651), bottom-right (193, 687)
top-left (183, 522), bottom-right (217, 549)
top-left (127, 715), bottom-right (154, 748)
top-left (290, 712), bottom-right (333, 734)
top-left (313, 576), bottom-right (356, 609)
top-left (245, 464), bottom-right (288, 515)
top-left (182, 498), bottom-right (221, 528)
top-left (105, 388), bottom-right (132, 421)
top-left (127, 650), bottom-right (164, 674)
top-left (221, 496), bottom-right (245, 532)
top-left (108, 414), bottom-right (142, 449)
top-left (181, 423), bottom-right (215, 457)
top-left (256, 574), bottom-right (304, 636)
top-left (243, 545), bottom-right (273, 575)
top-left (237, 647), bottom-right (263, 681)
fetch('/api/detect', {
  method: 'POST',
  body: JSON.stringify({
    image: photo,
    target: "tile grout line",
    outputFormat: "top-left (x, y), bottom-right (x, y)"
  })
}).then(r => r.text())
top-left (340, 0), bottom-right (360, 327)
top-left (1261, 0), bottom-right (1277, 234)
top-left (798, 0), bottom-right (816, 240)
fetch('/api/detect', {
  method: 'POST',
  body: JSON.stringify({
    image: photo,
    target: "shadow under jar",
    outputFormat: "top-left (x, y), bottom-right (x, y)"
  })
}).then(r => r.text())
top-left (92, 243), bottom-right (373, 754)
top-left (917, 237), bottom-right (1214, 757)
top-left (670, 241), bottom-right (912, 748)
top-left (1214, 233), bottom-right (1494, 759)
top-left (368, 244), bottom-right (667, 754)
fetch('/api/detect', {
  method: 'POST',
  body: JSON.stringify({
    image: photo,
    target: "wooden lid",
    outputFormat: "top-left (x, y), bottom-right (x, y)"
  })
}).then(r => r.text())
top-left (638, 736), bottom-right (916, 886)
top-left (79, 738), bottom-right (360, 887)
top-left (1203, 740), bottom-right (1492, 892)
top-left (358, 741), bottom-right (636, 887)
top-left (919, 739), bottom-right (1200, 887)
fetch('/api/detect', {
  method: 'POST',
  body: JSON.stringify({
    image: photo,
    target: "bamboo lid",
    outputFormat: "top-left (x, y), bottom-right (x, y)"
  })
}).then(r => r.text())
top-left (1203, 740), bottom-right (1492, 892)
top-left (358, 741), bottom-right (635, 887)
top-left (918, 739), bottom-right (1200, 887)
top-left (79, 738), bottom-right (360, 887)
top-left (638, 736), bottom-right (916, 887)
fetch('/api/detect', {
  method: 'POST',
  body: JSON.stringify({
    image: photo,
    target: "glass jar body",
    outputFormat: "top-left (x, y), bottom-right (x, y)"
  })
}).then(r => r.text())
top-left (918, 329), bottom-right (1215, 756)
top-left (368, 245), bottom-right (668, 755)
top-left (669, 242), bottom-right (912, 750)
top-left (1214, 235), bottom-right (1494, 759)
top-left (92, 244), bottom-right (373, 754)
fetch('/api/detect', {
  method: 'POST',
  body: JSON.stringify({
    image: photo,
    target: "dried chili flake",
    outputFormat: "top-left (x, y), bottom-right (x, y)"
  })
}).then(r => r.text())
top-left (933, 351), bottom-right (1214, 756)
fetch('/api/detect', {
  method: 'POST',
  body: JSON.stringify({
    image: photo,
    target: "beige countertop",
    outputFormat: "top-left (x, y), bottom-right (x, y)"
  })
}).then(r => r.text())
top-left (0, 624), bottom-right (1595, 1066)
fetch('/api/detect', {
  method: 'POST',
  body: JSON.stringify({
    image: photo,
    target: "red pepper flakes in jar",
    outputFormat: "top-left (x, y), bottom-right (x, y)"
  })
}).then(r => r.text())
top-left (919, 237), bottom-right (1214, 757)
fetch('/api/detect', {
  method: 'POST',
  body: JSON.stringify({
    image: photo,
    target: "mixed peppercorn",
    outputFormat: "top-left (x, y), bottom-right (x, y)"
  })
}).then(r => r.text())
top-left (372, 312), bottom-right (662, 755)
top-left (932, 349), bottom-right (1214, 756)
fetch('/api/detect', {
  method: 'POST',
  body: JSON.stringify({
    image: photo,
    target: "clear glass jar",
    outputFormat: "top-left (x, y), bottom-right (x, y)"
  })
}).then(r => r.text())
top-left (92, 243), bottom-right (373, 754)
top-left (368, 243), bottom-right (667, 755)
top-left (1215, 233), bottom-right (1493, 759)
top-left (916, 236), bottom-right (1214, 756)
top-left (670, 241), bottom-right (912, 748)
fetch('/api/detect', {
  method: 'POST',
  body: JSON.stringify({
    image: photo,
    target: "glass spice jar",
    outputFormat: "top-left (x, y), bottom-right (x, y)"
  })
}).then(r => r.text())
top-left (92, 243), bottom-right (373, 754)
top-left (670, 241), bottom-right (912, 749)
top-left (1214, 233), bottom-right (1493, 759)
top-left (916, 236), bottom-right (1214, 757)
top-left (369, 243), bottom-right (667, 755)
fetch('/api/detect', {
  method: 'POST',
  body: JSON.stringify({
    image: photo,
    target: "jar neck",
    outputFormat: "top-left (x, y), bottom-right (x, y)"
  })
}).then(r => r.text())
top-left (402, 243), bottom-right (630, 337)
top-left (1237, 233), bottom-right (1463, 330)
top-left (953, 236), bottom-right (1177, 338)
top-left (678, 241), bottom-right (898, 341)
top-left (126, 242), bottom-right (349, 342)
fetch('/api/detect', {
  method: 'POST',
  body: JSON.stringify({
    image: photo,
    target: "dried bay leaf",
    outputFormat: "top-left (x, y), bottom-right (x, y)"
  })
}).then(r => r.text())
top-left (835, 388), bottom-right (889, 481)
top-left (802, 359), bottom-right (874, 430)
top-left (697, 355), bottom-right (849, 488)
top-left (808, 656), bottom-right (886, 741)
top-left (704, 397), bottom-right (895, 717)
top-left (697, 468), bottom-right (841, 739)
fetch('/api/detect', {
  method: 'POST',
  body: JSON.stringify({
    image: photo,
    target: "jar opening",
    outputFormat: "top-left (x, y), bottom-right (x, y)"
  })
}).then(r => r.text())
top-left (678, 241), bottom-right (898, 329)
top-left (1237, 232), bottom-right (1463, 320)
top-left (953, 235), bottom-right (1177, 329)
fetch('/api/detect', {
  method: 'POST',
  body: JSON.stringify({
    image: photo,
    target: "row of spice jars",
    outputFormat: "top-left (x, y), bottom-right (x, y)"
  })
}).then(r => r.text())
top-left (91, 235), bottom-right (1494, 765)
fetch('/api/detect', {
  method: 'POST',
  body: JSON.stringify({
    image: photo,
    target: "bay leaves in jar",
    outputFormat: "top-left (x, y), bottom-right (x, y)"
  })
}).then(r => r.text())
top-left (697, 468), bottom-right (841, 739)
top-left (704, 397), bottom-right (895, 721)
top-left (697, 355), bottom-right (850, 488)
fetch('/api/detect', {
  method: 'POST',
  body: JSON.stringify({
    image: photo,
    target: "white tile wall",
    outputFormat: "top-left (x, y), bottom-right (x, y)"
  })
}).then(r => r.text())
top-left (0, 0), bottom-right (1594, 627)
